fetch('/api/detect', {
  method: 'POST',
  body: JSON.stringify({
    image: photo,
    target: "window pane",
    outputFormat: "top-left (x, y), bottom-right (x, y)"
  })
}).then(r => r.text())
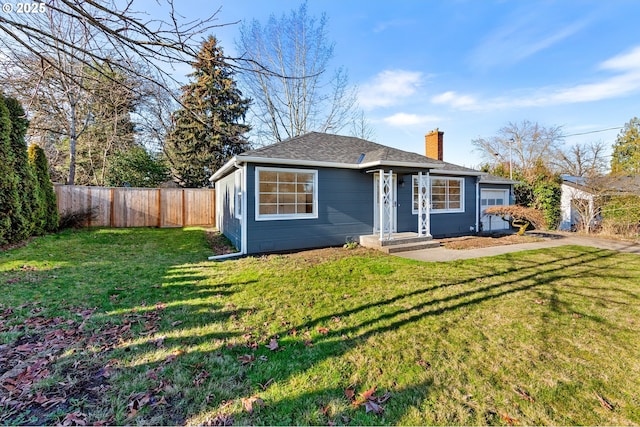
top-left (261, 171), bottom-right (277, 182)
top-left (260, 193), bottom-right (277, 204)
top-left (279, 183), bottom-right (296, 193)
top-left (260, 204), bottom-right (277, 215)
top-left (280, 193), bottom-right (296, 204)
top-left (280, 204), bottom-right (296, 214)
top-left (260, 182), bottom-right (277, 192)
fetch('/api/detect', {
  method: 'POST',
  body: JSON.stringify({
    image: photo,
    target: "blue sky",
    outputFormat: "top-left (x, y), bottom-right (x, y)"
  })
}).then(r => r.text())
top-left (170, 0), bottom-right (640, 167)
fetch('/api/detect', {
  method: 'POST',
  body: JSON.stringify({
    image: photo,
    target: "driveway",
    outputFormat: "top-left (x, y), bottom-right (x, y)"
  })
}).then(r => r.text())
top-left (396, 231), bottom-right (640, 262)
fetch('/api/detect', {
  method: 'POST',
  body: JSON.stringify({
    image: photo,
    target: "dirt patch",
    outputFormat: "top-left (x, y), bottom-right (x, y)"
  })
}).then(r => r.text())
top-left (205, 230), bottom-right (238, 255)
top-left (440, 233), bottom-right (544, 250)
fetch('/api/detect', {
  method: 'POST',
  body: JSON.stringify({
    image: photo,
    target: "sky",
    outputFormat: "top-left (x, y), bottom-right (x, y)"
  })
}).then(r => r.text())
top-left (164, 0), bottom-right (640, 168)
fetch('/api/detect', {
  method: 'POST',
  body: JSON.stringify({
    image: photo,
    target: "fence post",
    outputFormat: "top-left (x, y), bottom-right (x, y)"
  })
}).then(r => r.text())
top-left (157, 188), bottom-right (162, 228)
top-left (109, 188), bottom-right (115, 227)
top-left (182, 189), bottom-right (186, 227)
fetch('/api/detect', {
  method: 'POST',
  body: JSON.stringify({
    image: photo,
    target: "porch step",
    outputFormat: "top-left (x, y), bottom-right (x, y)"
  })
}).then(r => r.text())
top-left (380, 240), bottom-right (441, 254)
top-left (359, 232), bottom-right (441, 253)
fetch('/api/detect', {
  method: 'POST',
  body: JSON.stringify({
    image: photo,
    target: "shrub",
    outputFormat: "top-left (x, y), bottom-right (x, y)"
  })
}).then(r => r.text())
top-left (28, 144), bottom-right (59, 232)
top-left (4, 96), bottom-right (40, 239)
top-left (58, 207), bottom-right (97, 230)
top-left (0, 97), bottom-right (20, 246)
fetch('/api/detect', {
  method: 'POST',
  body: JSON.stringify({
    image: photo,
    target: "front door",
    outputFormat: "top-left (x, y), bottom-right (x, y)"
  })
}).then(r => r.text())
top-left (373, 173), bottom-right (397, 233)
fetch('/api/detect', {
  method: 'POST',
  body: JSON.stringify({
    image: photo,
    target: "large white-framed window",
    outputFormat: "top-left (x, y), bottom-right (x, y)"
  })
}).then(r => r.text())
top-left (255, 166), bottom-right (318, 221)
top-left (412, 176), bottom-right (465, 214)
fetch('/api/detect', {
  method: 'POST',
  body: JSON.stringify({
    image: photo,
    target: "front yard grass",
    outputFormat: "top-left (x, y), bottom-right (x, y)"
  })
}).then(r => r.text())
top-left (1, 227), bottom-right (639, 425)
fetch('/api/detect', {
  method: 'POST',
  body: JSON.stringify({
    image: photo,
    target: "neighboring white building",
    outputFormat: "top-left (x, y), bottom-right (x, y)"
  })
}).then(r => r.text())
top-left (559, 177), bottom-right (596, 231)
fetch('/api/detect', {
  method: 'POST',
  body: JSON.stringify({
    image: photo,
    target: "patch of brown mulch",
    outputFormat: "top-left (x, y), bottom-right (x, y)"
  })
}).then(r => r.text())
top-left (441, 233), bottom-right (544, 250)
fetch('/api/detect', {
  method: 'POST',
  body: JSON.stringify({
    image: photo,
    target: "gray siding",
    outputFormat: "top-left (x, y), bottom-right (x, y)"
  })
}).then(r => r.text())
top-left (215, 171), bottom-right (242, 250)
top-left (245, 165), bottom-right (373, 253)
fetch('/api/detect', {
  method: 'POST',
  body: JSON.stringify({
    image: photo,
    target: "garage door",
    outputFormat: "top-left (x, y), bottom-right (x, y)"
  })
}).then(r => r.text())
top-left (480, 189), bottom-right (510, 231)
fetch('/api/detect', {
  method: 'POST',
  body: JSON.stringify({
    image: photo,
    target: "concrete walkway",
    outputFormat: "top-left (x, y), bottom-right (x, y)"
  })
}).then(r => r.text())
top-left (396, 231), bottom-right (640, 262)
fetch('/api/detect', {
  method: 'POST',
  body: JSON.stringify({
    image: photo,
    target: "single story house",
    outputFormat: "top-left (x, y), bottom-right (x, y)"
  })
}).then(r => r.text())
top-left (211, 130), bottom-right (516, 255)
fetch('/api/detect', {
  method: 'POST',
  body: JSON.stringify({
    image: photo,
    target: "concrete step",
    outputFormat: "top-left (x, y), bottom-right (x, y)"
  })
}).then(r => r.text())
top-left (382, 240), bottom-right (441, 254)
top-left (359, 233), bottom-right (434, 247)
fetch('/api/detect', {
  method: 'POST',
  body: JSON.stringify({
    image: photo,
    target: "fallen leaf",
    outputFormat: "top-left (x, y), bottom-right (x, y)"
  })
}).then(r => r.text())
top-left (242, 396), bottom-right (264, 414)
top-left (238, 354), bottom-right (255, 365)
top-left (258, 355), bottom-right (268, 362)
top-left (205, 413), bottom-right (234, 426)
top-left (514, 386), bottom-right (534, 402)
top-left (62, 411), bottom-right (87, 426)
top-left (501, 414), bottom-right (519, 426)
top-left (317, 327), bottom-right (329, 335)
top-left (171, 320), bottom-right (183, 327)
top-left (377, 391), bottom-right (392, 404)
top-left (259, 378), bottom-right (274, 390)
top-left (360, 385), bottom-right (377, 401)
top-left (265, 338), bottom-right (279, 351)
top-left (364, 400), bottom-right (384, 414)
top-left (595, 392), bottom-right (614, 411)
top-left (303, 339), bottom-right (314, 347)
top-left (344, 388), bottom-right (355, 401)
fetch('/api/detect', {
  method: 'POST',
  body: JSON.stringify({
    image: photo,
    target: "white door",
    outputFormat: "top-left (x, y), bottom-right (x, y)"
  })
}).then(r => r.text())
top-left (480, 189), bottom-right (510, 231)
top-left (373, 174), bottom-right (397, 233)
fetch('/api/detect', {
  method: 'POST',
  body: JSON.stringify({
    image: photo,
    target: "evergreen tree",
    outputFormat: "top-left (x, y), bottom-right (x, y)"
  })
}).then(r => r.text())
top-left (0, 97), bottom-right (19, 245)
top-left (611, 117), bottom-right (640, 174)
top-left (28, 144), bottom-right (59, 232)
top-left (4, 96), bottom-right (41, 238)
top-left (105, 145), bottom-right (170, 187)
top-left (165, 36), bottom-right (251, 187)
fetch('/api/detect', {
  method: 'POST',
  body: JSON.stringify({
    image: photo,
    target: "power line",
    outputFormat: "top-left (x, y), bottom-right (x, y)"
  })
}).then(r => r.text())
top-left (564, 127), bottom-right (622, 137)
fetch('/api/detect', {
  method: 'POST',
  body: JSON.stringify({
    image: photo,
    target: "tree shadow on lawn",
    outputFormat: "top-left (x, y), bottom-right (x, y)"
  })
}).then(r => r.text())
top-left (3, 233), bottom-right (638, 425)
top-left (107, 245), bottom-right (636, 425)
top-left (0, 228), bottom-right (252, 425)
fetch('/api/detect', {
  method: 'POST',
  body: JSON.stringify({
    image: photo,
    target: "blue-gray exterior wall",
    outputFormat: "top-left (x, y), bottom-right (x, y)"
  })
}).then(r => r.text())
top-left (395, 174), bottom-right (479, 237)
top-left (219, 164), bottom-right (486, 254)
top-left (215, 171), bottom-right (242, 251)
top-left (245, 164), bottom-right (373, 254)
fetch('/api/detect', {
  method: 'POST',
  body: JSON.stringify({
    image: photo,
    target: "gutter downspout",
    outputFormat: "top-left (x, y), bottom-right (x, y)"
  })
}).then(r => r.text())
top-left (208, 161), bottom-right (247, 261)
top-left (475, 177), bottom-right (480, 234)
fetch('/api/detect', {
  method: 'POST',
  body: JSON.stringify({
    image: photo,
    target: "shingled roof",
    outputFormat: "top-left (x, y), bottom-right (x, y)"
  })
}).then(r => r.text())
top-left (212, 132), bottom-right (497, 181)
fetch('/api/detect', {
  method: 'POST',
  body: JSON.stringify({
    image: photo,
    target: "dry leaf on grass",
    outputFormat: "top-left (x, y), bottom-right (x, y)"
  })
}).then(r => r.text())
top-left (514, 386), bottom-right (535, 402)
top-left (595, 392), bottom-right (614, 411)
top-left (241, 396), bottom-right (264, 414)
top-left (265, 338), bottom-right (279, 351)
top-left (317, 327), bottom-right (329, 335)
top-left (237, 354), bottom-right (255, 365)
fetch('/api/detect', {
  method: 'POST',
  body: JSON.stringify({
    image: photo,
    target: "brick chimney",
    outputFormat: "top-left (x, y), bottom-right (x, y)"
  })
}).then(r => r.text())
top-left (425, 128), bottom-right (444, 161)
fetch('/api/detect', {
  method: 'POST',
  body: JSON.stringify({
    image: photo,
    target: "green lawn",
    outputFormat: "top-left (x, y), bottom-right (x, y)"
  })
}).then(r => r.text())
top-left (1, 228), bottom-right (639, 425)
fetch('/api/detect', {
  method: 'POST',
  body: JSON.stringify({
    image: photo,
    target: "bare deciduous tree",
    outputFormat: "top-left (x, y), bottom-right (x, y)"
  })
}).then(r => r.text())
top-left (236, 2), bottom-right (357, 144)
top-left (0, 0), bottom-right (223, 94)
top-left (552, 140), bottom-right (608, 178)
top-left (472, 120), bottom-right (564, 179)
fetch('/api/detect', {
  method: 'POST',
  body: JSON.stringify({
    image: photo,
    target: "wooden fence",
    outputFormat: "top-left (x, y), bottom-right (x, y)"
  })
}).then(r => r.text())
top-left (54, 185), bottom-right (216, 228)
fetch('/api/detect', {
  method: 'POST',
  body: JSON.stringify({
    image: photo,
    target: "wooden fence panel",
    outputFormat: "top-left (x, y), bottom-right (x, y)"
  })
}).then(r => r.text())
top-left (184, 189), bottom-right (215, 226)
top-left (161, 189), bottom-right (184, 227)
top-left (54, 185), bottom-right (215, 228)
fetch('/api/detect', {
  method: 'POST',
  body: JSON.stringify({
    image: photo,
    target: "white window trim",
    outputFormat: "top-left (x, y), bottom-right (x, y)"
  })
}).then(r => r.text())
top-left (234, 169), bottom-right (243, 220)
top-left (412, 175), bottom-right (465, 214)
top-left (255, 166), bottom-right (318, 221)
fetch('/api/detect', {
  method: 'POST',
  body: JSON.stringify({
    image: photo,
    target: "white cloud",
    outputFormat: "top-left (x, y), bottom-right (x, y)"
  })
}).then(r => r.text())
top-left (434, 45), bottom-right (640, 111)
top-left (358, 70), bottom-right (423, 109)
top-left (382, 113), bottom-right (442, 127)
top-left (431, 91), bottom-right (478, 109)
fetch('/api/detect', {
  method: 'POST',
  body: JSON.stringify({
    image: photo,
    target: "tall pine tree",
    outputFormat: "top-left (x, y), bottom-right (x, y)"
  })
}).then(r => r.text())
top-left (165, 36), bottom-right (250, 187)
top-left (611, 117), bottom-right (640, 175)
